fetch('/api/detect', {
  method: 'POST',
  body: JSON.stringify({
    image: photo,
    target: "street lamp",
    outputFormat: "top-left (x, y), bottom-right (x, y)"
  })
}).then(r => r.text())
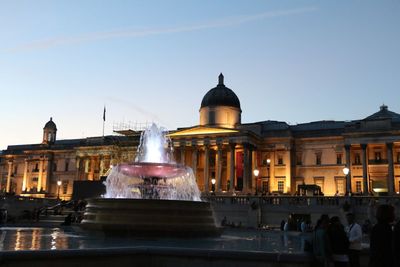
top-left (211, 178), bottom-right (216, 194)
top-left (253, 168), bottom-right (259, 194)
top-left (57, 180), bottom-right (62, 200)
top-left (343, 167), bottom-right (350, 195)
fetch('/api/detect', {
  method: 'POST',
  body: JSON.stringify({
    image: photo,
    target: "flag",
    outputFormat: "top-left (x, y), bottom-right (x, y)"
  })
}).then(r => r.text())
top-left (103, 106), bottom-right (106, 121)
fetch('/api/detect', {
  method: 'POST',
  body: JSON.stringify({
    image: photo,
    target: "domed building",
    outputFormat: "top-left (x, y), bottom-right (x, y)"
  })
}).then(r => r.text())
top-left (1, 75), bottom-right (400, 201)
top-left (170, 77), bottom-right (400, 197)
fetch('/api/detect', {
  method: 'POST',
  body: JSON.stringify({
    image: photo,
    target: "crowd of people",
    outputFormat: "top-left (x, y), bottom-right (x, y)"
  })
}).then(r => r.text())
top-left (310, 205), bottom-right (400, 267)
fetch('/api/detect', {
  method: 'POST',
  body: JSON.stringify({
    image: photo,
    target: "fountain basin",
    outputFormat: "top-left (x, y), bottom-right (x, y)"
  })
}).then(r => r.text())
top-left (117, 162), bottom-right (188, 178)
top-left (81, 198), bottom-right (221, 237)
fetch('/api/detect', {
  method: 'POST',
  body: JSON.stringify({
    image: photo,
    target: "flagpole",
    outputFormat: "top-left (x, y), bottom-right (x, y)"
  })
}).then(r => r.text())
top-left (103, 106), bottom-right (106, 138)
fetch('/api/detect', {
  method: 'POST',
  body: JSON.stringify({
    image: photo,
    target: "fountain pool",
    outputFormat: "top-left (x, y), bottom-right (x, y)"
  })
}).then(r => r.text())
top-left (81, 123), bottom-right (219, 236)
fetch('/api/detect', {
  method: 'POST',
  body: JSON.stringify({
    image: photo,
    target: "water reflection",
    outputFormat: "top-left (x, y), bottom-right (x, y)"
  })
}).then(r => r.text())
top-left (0, 227), bottom-right (74, 251)
top-left (0, 227), bottom-right (309, 253)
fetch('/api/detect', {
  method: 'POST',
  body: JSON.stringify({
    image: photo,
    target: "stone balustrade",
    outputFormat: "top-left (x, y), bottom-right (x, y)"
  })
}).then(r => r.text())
top-left (204, 195), bottom-right (400, 228)
top-left (205, 195), bottom-right (400, 208)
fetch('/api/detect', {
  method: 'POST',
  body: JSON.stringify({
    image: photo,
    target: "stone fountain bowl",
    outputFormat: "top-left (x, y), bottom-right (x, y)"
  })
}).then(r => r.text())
top-left (116, 162), bottom-right (189, 179)
top-left (81, 198), bottom-right (222, 237)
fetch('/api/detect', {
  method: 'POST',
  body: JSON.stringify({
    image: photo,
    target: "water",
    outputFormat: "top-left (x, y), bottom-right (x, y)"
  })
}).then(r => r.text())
top-left (0, 227), bottom-right (308, 253)
top-left (103, 123), bottom-right (201, 201)
top-left (135, 123), bottom-right (173, 164)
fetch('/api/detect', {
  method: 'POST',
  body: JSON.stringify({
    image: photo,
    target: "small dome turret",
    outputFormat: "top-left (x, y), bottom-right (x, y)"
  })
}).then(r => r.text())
top-left (44, 117), bottom-right (57, 130)
top-left (42, 117), bottom-right (57, 144)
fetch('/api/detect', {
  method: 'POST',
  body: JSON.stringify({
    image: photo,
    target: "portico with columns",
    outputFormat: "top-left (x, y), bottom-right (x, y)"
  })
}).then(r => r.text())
top-left (170, 133), bottom-right (258, 194)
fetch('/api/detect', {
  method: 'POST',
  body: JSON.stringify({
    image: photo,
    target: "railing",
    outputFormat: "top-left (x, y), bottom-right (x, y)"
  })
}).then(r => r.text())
top-left (368, 159), bottom-right (389, 165)
top-left (204, 195), bottom-right (400, 208)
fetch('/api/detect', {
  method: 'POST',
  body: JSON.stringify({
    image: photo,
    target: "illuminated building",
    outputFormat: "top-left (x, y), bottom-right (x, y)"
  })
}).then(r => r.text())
top-left (1, 74), bottom-right (400, 199)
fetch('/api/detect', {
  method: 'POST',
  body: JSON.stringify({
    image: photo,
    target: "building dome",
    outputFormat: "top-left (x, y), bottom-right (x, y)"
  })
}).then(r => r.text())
top-left (42, 117), bottom-right (57, 144)
top-left (199, 74), bottom-right (242, 128)
top-left (44, 117), bottom-right (57, 130)
top-left (200, 74), bottom-right (241, 110)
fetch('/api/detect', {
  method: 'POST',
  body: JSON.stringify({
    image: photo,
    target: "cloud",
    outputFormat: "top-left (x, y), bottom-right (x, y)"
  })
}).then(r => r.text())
top-left (6, 7), bottom-right (317, 52)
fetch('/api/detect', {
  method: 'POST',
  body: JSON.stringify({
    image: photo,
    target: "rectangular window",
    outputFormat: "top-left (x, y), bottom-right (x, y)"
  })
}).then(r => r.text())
top-left (354, 153), bottom-right (361, 165)
top-left (355, 181), bottom-right (362, 193)
top-left (278, 181), bottom-right (285, 193)
top-left (336, 179), bottom-right (345, 195)
top-left (397, 152), bottom-right (400, 163)
top-left (336, 154), bottom-right (342, 165)
top-left (262, 156), bottom-right (271, 166)
top-left (315, 178), bottom-right (324, 193)
top-left (209, 111), bottom-right (215, 124)
top-left (375, 152), bottom-right (381, 161)
top-left (277, 155), bottom-right (283, 165)
top-left (62, 181), bottom-right (68, 194)
top-left (53, 163), bottom-right (57, 172)
top-left (296, 154), bottom-right (302, 165)
top-left (262, 181), bottom-right (269, 193)
top-left (316, 154), bottom-right (321, 165)
top-left (32, 177), bottom-right (38, 182)
top-left (65, 161), bottom-right (69, 172)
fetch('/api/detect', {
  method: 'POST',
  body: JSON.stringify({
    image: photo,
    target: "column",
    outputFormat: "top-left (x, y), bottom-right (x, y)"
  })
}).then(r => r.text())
top-left (6, 161), bottom-right (12, 193)
top-left (387, 142), bottom-right (395, 195)
top-left (203, 145), bottom-right (210, 192)
top-left (22, 160), bottom-right (28, 192)
top-left (345, 145), bottom-right (352, 194)
top-left (75, 157), bottom-right (80, 180)
top-left (180, 145), bottom-right (185, 165)
top-left (191, 146), bottom-right (198, 177)
top-left (249, 147), bottom-right (253, 191)
top-left (267, 159), bottom-right (271, 193)
top-left (243, 144), bottom-right (250, 192)
top-left (361, 144), bottom-right (368, 195)
top-left (216, 144), bottom-right (223, 192)
top-left (229, 143), bottom-right (236, 193)
top-left (99, 157), bottom-right (105, 177)
top-left (89, 157), bottom-right (95, 181)
top-left (45, 154), bottom-right (53, 194)
top-left (37, 159), bottom-right (44, 192)
top-left (84, 158), bottom-right (89, 173)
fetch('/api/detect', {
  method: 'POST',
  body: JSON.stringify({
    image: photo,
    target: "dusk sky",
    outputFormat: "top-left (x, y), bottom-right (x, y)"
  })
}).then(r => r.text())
top-left (1, 1), bottom-right (399, 150)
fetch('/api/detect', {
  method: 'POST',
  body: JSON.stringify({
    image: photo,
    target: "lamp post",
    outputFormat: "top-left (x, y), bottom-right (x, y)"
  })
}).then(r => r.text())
top-left (211, 178), bottom-right (216, 194)
top-left (343, 167), bottom-right (350, 196)
top-left (57, 180), bottom-right (62, 200)
top-left (253, 168), bottom-right (259, 195)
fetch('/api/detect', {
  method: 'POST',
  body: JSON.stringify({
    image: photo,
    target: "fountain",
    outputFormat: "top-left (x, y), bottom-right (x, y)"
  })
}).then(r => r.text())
top-left (81, 124), bottom-right (220, 237)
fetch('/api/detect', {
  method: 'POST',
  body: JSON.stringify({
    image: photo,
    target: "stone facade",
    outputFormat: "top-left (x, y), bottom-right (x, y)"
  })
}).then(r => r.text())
top-left (0, 128), bottom-right (138, 200)
top-left (1, 75), bottom-right (400, 199)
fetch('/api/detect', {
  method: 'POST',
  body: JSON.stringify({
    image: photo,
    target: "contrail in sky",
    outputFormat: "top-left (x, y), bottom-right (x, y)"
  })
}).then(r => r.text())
top-left (106, 96), bottom-right (171, 128)
top-left (6, 7), bottom-right (317, 52)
